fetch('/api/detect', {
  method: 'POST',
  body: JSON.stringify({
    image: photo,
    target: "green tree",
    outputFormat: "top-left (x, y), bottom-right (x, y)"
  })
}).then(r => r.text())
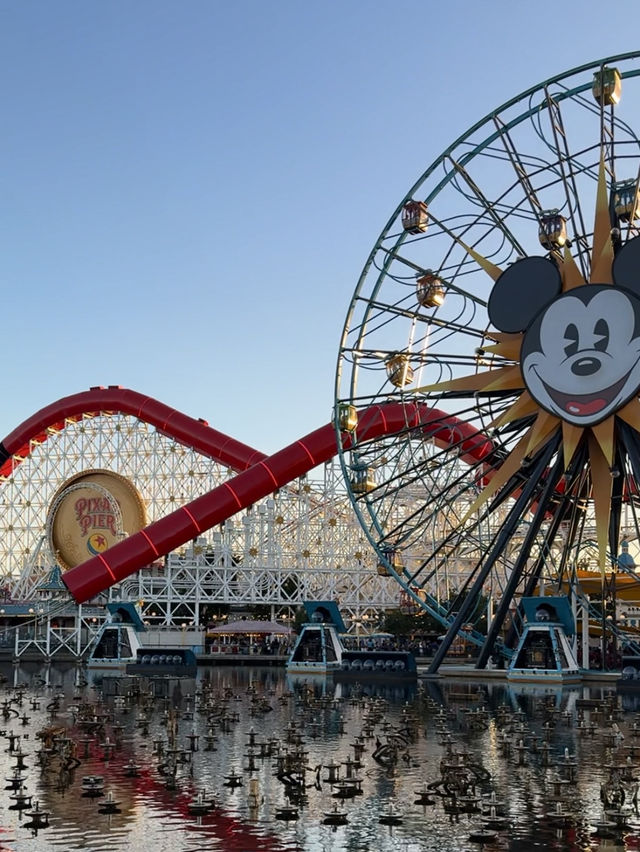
top-left (381, 609), bottom-right (424, 636)
top-left (445, 588), bottom-right (489, 635)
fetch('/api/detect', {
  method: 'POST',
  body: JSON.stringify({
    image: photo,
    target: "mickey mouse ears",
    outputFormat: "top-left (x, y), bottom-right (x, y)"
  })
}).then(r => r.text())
top-left (488, 235), bottom-right (640, 333)
top-left (487, 256), bottom-right (561, 333)
top-left (613, 233), bottom-right (640, 292)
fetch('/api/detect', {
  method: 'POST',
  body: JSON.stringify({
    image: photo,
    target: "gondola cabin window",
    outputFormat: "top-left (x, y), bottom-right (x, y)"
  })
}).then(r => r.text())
top-left (401, 200), bottom-right (428, 234)
top-left (350, 465), bottom-right (376, 494)
top-left (538, 209), bottom-right (567, 251)
top-left (614, 178), bottom-right (640, 222)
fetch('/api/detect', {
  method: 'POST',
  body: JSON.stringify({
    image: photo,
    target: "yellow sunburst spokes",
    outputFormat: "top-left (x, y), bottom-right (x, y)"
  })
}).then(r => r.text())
top-left (591, 155), bottom-right (614, 284)
top-left (414, 364), bottom-right (524, 396)
top-left (483, 332), bottom-right (523, 361)
top-left (618, 397), bottom-right (640, 432)
top-left (562, 421), bottom-right (584, 470)
top-left (591, 417), bottom-right (615, 466)
top-left (560, 245), bottom-right (585, 291)
top-left (489, 391), bottom-right (538, 430)
top-left (525, 412), bottom-right (561, 458)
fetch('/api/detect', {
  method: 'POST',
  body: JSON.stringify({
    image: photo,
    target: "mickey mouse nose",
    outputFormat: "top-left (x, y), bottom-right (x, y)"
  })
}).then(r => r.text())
top-left (571, 357), bottom-right (601, 376)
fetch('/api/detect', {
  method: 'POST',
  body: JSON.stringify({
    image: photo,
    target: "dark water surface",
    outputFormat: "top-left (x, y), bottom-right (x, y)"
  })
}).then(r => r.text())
top-left (0, 662), bottom-right (636, 851)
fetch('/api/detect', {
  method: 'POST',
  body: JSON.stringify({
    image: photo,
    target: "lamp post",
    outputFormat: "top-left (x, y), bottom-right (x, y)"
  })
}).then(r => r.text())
top-left (601, 558), bottom-right (618, 671)
top-left (606, 614), bottom-right (614, 669)
top-left (619, 612), bottom-right (627, 663)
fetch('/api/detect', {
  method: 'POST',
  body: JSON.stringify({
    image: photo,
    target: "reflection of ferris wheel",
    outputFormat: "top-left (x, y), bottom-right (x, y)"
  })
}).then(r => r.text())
top-left (336, 53), bottom-right (640, 669)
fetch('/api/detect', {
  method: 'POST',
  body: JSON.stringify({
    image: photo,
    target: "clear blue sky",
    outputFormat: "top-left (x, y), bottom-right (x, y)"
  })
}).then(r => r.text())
top-left (1, 1), bottom-right (639, 455)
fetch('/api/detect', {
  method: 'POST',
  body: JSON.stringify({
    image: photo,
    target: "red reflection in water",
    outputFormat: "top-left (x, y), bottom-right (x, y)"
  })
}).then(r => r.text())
top-left (64, 728), bottom-right (300, 852)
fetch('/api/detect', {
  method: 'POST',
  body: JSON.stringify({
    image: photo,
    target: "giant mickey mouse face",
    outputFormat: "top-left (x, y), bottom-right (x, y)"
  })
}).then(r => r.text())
top-left (522, 285), bottom-right (640, 424)
top-left (487, 236), bottom-right (640, 427)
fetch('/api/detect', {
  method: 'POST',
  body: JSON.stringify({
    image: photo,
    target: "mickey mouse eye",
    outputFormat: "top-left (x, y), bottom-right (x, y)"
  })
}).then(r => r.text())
top-left (564, 323), bottom-right (579, 358)
top-left (593, 318), bottom-right (609, 352)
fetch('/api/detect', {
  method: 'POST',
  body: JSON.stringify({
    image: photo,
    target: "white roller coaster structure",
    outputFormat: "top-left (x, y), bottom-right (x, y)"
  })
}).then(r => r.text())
top-left (0, 411), bottom-right (405, 625)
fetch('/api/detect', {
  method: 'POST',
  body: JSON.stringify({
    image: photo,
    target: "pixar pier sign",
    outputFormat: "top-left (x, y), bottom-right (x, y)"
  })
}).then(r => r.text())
top-left (74, 496), bottom-right (118, 538)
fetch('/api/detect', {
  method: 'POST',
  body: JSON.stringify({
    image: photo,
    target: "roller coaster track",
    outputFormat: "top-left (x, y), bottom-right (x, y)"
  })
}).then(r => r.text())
top-left (0, 387), bottom-right (493, 614)
top-left (0, 385), bottom-right (267, 476)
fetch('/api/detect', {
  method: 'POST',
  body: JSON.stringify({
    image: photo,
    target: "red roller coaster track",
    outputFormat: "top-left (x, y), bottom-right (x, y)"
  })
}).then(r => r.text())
top-left (0, 387), bottom-right (494, 603)
top-left (0, 385), bottom-right (266, 476)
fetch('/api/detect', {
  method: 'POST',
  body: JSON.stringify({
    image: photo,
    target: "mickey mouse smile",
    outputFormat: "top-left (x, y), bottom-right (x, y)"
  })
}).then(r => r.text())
top-left (539, 371), bottom-right (632, 418)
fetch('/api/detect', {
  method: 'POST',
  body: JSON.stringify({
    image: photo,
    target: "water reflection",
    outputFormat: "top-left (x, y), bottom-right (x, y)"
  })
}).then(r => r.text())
top-left (0, 663), bottom-right (636, 850)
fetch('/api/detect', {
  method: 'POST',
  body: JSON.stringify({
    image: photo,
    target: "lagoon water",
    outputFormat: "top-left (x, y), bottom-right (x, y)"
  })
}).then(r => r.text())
top-left (0, 662), bottom-right (636, 851)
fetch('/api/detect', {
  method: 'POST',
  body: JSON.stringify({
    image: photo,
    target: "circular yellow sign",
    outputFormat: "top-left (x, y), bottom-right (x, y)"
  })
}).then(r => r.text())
top-left (46, 470), bottom-right (147, 570)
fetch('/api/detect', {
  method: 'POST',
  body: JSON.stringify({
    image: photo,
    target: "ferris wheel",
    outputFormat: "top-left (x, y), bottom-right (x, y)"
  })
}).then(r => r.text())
top-left (335, 52), bottom-right (640, 669)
